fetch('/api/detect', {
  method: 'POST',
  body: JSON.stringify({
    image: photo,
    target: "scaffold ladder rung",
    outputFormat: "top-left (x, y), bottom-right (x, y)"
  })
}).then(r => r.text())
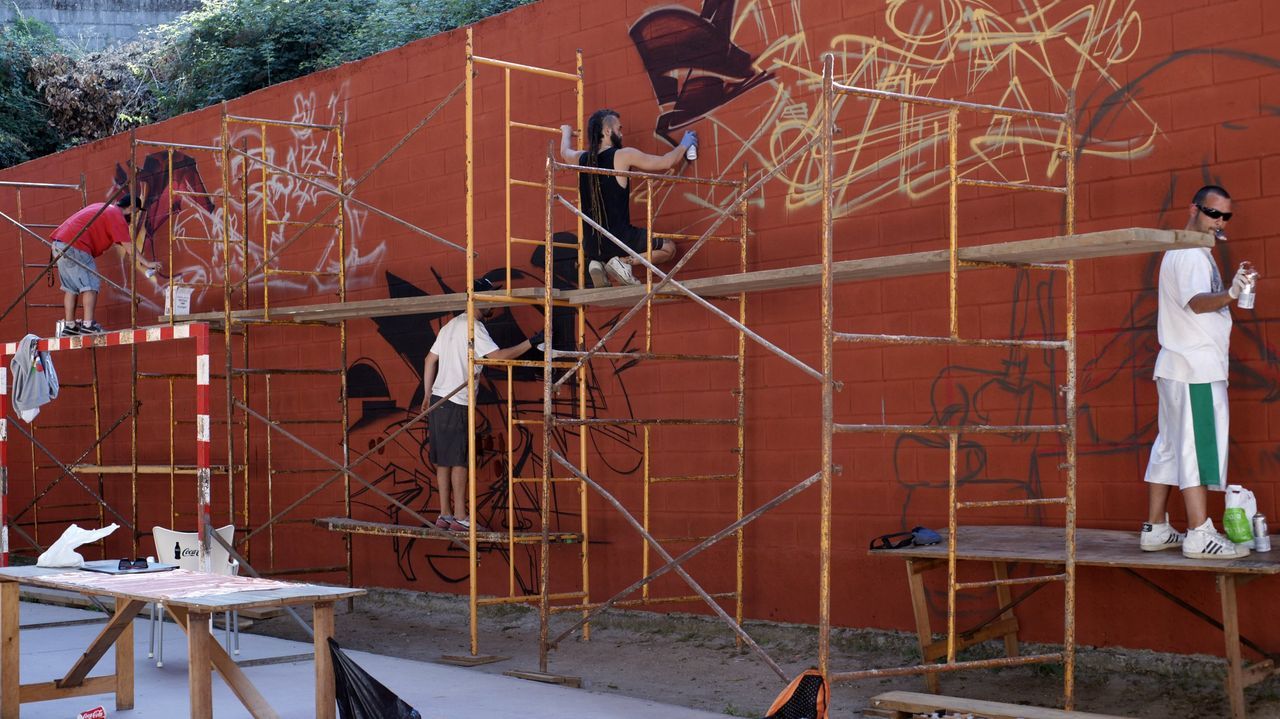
top-left (956, 497), bottom-right (1067, 509)
top-left (835, 423), bottom-right (1067, 434)
top-left (835, 332), bottom-right (1067, 349)
top-left (955, 573), bottom-right (1068, 591)
top-left (650, 473), bottom-right (736, 483)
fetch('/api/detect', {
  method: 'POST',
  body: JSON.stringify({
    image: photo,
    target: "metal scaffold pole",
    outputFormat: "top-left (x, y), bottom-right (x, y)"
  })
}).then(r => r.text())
top-left (817, 53), bottom-right (1081, 707)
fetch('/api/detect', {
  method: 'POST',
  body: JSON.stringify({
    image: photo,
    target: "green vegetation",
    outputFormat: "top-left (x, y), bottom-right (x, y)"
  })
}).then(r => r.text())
top-left (0, 15), bottom-right (60, 167)
top-left (1, 0), bottom-right (536, 168)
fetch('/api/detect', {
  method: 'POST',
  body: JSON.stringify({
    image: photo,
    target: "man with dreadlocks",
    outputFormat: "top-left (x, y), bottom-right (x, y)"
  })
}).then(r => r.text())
top-left (560, 109), bottom-right (696, 287)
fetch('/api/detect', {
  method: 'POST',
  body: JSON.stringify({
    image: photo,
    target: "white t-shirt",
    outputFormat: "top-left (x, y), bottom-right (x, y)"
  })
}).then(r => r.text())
top-left (1153, 247), bottom-right (1231, 384)
top-left (429, 313), bottom-right (499, 405)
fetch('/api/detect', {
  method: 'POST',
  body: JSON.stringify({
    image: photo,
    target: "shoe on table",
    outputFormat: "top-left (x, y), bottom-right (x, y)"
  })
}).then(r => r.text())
top-left (588, 260), bottom-right (608, 289)
top-left (605, 256), bottom-right (640, 286)
top-left (1183, 519), bottom-right (1249, 559)
top-left (59, 321), bottom-right (83, 337)
top-left (434, 515), bottom-right (454, 530)
top-left (1140, 513), bottom-right (1184, 551)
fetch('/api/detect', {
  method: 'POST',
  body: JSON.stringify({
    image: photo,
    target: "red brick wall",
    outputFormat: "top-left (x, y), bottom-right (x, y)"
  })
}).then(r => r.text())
top-left (3, 0), bottom-right (1280, 659)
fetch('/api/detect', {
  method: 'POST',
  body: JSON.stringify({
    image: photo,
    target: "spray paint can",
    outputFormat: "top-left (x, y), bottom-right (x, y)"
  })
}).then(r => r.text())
top-left (1237, 260), bottom-right (1257, 310)
top-left (1253, 514), bottom-right (1271, 552)
top-left (684, 131), bottom-right (698, 161)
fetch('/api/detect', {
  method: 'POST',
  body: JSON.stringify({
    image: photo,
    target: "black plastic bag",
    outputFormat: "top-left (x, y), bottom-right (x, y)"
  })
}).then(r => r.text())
top-left (329, 637), bottom-right (422, 719)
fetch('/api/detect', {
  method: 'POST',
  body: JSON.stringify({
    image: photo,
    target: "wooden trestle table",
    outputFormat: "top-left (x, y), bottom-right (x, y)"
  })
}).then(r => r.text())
top-left (872, 525), bottom-right (1280, 719)
top-left (0, 565), bottom-right (363, 718)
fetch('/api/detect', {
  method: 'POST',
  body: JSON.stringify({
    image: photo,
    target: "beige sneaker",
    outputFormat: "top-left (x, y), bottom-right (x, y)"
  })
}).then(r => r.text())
top-left (588, 260), bottom-right (607, 288)
top-left (605, 256), bottom-right (640, 286)
top-left (1183, 519), bottom-right (1249, 559)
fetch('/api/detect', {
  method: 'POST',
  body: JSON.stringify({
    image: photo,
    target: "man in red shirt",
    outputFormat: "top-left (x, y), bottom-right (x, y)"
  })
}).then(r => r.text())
top-left (51, 195), bottom-right (161, 336)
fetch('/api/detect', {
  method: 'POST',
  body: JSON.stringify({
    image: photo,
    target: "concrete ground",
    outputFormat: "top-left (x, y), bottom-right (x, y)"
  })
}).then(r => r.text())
top-left (12, 600), bottom-right (726, 718)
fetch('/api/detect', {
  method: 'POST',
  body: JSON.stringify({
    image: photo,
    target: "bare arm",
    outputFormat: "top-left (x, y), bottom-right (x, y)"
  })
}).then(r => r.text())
top-left (115, 241), bottom-right (161, 271)
top-left (1187, 291), bottom-right (1235, 313)
top-left (421, 352), bottom-right (439, 411)
top-left (615, 131), bottom-right (696, 174)
top-left (559, 125), bottom-right (580, 164)
top-left (486, 338), bottom-right (535, 361)
top-left (1187, 264), bottom-right (1256, 313)
top-left (615, 145), bottom-right (687, 174)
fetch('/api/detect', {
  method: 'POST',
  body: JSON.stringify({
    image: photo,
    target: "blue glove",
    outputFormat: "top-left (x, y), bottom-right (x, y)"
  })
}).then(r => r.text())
top-left (680, 130), bottom-right (697, 147)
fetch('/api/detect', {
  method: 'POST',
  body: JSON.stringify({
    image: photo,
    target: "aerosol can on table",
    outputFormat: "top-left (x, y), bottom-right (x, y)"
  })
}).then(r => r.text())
top-left (1253, 514), bottom-right (1271, 552)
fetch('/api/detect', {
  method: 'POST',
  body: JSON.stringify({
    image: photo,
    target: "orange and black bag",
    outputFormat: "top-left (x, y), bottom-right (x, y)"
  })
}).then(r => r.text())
top-left (765, 668), bottom-right (828, 719)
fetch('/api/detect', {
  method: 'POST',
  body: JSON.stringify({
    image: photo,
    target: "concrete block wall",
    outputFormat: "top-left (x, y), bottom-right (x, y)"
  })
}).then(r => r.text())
top-left (2, 0), bottom-right (1279, 659)
top-left (1, 0), bottom-right (200, 51)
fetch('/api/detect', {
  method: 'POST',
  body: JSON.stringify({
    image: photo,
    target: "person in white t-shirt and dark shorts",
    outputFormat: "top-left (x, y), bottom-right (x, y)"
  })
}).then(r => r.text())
top-left (1142, 185), bottom-right (1255, 559)
top-left (421, 278), bottom-right (543, 532)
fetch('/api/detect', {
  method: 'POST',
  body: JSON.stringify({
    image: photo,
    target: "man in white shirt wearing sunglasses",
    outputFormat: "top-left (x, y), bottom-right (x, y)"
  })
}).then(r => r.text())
top-left (1141, 185), bottom-right (1255, 559)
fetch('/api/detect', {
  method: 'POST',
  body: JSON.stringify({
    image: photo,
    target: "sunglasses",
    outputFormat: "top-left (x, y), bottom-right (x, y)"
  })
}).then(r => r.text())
top-left (869, 526), bottom-right (943, 550)
top-left (118, 558), bottom-right (149, 570)
top-left (1197, 205), bottom-right (1233, 221)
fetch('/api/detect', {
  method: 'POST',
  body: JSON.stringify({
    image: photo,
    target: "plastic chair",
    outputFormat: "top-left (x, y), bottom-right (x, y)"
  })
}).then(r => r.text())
top-left (149, 524), bottom-right (240, 666)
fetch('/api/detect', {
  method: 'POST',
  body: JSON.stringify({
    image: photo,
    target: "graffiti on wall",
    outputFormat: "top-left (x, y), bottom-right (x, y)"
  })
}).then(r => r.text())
top-left (104, 85), bottom-right (380, 315)
top-left (628, 0), bottom-right (1157, 223)
top-left (618, 0), bottom-right (1280, 624)
top-left (347, 248), bottom-right (646, 584)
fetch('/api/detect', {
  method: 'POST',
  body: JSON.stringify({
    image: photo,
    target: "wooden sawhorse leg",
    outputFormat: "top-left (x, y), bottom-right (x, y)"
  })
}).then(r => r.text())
top-left (1220, 573), bottom-right (1247, 719)
top-left (904, 558), bottom-right (1024, 695)
top-left (167, 605), bottom-right (278, 719)
top-left (905, 558), bottom-right (942, 693)
top-left (0, 582), bottom-right (17, 719)
top-left (314, 602), bottom-right (336, 719)
top-left (991, 561), bottom-right (1021, 658)
top-left (1217, 574), bottom-right (1280, 719)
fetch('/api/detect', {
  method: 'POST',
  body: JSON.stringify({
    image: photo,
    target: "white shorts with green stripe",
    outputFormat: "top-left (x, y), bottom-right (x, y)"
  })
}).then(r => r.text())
top-left (1144, 378), bottom-right (1228, 491)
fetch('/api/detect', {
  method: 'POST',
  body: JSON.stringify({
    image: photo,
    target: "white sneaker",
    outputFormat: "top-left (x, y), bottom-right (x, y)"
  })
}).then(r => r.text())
top-left (605, 256), bottom-right (640, 286)
top-left (1183, 519), bottom-right (1250, 559)
top-left (1139, 514), bottom-right (1184, 551)
top-left (588, 260), bottom-right (608, 288)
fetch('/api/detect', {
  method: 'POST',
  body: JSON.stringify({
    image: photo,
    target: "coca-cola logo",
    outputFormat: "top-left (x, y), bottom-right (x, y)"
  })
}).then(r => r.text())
top-left (77, 707), bottom-right (106, 719)
top-left (179, 548), bottom-right (199, 557)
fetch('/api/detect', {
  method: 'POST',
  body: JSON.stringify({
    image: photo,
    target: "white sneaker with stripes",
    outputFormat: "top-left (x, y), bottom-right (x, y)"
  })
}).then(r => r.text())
top-left (1182, 519), bottom-right (1249, 560)
top-left (1139, 514), bottom-right (1184, 551)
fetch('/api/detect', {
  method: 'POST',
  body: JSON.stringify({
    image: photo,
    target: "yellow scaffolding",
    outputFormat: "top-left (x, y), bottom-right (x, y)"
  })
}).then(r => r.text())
top-left (464, 27), bottom-right (591, 658)
top-left (219, 110), bottom-right (352, 584)
top-left (814, 56), bottom-right (1080, 706)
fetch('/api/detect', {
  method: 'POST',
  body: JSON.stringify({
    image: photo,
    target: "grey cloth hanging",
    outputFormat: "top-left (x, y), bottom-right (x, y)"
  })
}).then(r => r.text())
top-left (9, 333), bottom-right (59, 422)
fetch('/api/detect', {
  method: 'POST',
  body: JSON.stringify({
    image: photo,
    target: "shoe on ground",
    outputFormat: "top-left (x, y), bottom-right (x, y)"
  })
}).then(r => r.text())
top-left (605, 256), bottom-right (640, 286)
top-left (59, 321), bottom-right (83, 337)
top-left (80, 321), bottom-right (106, 334)
top-left (1183, 519), bottom-right (1249, 559)
top-left (1140, 513), bottom-right (1184, 551)
top-left (434, 515), bottom-right (454, 530)
top-left (588, 260), bottom-right (608, 289)
top-left (449, 516), bottom-right (489, 533)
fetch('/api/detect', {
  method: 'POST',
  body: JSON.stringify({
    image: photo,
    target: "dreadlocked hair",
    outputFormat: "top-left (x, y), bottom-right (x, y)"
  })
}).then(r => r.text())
top-left (584, 108), bottom-right (619, 234)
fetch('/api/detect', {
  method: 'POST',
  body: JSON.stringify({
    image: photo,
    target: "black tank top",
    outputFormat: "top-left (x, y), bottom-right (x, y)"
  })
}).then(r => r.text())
top-left (578, 148), bottom-right (631, 240)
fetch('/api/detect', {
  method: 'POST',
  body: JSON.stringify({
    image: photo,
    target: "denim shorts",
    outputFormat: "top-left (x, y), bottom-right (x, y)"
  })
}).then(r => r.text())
top-left (53, 242), bottom-right (100, 294)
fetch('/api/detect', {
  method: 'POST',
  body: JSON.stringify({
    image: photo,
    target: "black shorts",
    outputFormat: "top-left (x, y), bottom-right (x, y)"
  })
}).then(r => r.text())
top-left (589, 225), bottom-right (671, 262)
top-left (428, 396), bottom-right (468, 467)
